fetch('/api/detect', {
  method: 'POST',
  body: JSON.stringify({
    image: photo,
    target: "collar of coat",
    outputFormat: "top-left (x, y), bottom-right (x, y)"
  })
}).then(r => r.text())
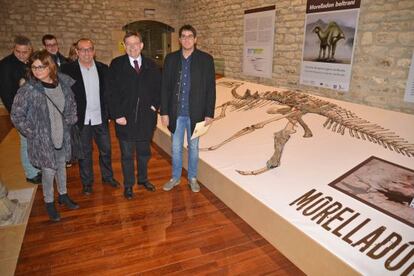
top-left (123, 54), bottom-right (151, 71)
top-left (26, 73), bottom-right (75, 92)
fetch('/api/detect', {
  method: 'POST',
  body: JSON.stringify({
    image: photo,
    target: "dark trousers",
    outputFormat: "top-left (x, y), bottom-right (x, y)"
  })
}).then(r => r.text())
top-left (79, 123), bottom-right (114, 186)
top-left (119, 139), bottom-right (151, 187)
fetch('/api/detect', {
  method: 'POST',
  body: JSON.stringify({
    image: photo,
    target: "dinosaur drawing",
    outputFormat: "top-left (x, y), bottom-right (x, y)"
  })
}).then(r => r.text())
top-left (312, 21), bottom-right (345, 61)
top-left (201, 82), bottom-right (414, 175)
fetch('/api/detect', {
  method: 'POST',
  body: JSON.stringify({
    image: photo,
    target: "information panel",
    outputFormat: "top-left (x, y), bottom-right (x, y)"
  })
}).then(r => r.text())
top-left (242, 6), bottom-right (276, 78)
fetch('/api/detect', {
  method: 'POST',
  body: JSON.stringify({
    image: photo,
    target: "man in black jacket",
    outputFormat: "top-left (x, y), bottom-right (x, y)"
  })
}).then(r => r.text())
top-left (107, 31), bottom-right (161, 199)
top-left (160, 25), bottom-right (216, 193)
top-left (0, 35), bottom-right (42, 184)
top-left (61, 38), bottom-right (119, 195)
top-left (42, 34), bottom-right (68, 68)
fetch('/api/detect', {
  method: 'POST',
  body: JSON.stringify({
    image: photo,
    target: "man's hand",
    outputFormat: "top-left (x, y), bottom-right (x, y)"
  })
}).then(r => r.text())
top-left (161, 115), bottom-right (169, 127)
top-left (115, 117), bottom-right (127, 125)
top-left (204, 117), bottom-right (213, 126)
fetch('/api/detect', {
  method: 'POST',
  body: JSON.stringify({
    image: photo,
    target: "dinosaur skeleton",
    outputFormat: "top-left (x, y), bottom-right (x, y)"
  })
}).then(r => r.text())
top-left (201, 82), bottom-right (414, 175)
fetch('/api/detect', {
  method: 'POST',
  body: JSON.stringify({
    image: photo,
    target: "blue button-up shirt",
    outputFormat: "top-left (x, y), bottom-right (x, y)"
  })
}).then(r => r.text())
top-left (178, 53), bottom-right (192, 116)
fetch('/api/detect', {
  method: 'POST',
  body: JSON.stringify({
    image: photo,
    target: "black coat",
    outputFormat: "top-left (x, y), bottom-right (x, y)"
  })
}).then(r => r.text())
top-left (0, 53), bottom-right (27, 113)
top-left (160, 49), bottom-right (216, 134)
top-left (107, 54), bottom-right (161, 141)
top-left (53, 52), bottom-right (69, 68)
top-left (61, 60), bottom-right (109, 129)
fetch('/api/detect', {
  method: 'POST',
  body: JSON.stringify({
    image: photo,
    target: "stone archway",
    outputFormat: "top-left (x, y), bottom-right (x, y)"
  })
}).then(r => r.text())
top-left (123, 20), bottom-right (174, 67)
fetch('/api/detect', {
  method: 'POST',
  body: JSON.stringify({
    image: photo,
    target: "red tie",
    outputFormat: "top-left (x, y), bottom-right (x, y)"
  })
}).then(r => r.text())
top-left (133, 60), bottom-right (140, 74)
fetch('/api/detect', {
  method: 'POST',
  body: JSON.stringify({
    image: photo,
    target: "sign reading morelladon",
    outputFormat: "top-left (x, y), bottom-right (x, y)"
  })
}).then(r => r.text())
top-left (290, 189), bottom-right (413, 275)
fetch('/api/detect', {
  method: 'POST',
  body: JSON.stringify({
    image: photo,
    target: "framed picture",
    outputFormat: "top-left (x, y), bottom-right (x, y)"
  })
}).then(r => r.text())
top-left (329, 156), bottom-right (414, 228)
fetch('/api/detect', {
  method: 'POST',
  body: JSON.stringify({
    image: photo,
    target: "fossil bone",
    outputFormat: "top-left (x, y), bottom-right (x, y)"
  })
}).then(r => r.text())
top-left (202, 82), bottom-right (414, 175)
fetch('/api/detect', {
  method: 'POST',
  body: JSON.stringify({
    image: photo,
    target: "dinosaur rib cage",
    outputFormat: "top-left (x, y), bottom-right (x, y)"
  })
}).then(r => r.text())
top-left (227, 87), bottom-right (414, 157)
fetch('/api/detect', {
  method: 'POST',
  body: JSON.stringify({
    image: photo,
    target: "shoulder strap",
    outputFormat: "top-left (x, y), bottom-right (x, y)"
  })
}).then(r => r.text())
top-left (43, 92), bottom-right (64, 117)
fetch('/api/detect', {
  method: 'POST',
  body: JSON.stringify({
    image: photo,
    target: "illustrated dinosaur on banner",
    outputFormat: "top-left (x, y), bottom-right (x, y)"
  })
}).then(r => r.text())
top-left (201, 82), bottom-right (414, 175)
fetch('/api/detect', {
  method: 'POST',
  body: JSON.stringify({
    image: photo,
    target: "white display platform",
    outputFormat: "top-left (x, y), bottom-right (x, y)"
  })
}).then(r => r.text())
top-left (153, 78), bottom-right (414, 275)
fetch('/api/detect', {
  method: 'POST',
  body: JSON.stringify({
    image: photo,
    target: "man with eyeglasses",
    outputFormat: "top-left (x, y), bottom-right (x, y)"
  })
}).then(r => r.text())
top-left (0, 35), bottom-right (42, 184)
top-left (107, 31), bottom-right (161, 200)
top-left (61, 38), bottom-right (120, 195)
top-left (42, 34), bottom-right (68, 68)
top-left (160, 24), bottom-right (216, 193)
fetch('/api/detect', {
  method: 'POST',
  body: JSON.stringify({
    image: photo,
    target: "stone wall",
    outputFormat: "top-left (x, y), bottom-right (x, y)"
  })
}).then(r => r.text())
top-left (178, 0), bottom-right (414, 114)
top-left (1, 0), bottom-right (413, 114)
top-left (0, 0), bottom-right (180, 64)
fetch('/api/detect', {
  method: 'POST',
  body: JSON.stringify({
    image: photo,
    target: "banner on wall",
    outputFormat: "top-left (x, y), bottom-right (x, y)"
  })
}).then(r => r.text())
top-left (300, 0), bottom-right (361, 92)
top-left (242, 5), bottom-right (275, 78)
top-left (404, 51), bottom-right (414, 103)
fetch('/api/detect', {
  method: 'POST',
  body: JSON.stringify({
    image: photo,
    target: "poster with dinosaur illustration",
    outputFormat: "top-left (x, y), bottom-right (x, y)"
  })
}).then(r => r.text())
top-left (300, 0), bottom-right (360, 92)
top-left (329, 156), bottom-right (414, 228)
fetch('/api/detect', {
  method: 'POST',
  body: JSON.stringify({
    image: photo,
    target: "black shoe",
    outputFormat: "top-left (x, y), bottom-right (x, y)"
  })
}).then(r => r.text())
top-left (82, 186), bottom-right (93, 195)
top-left (58, 194), bottom-right (79, 209)
top-left (139, 181), bottom-right (156, 192)
top-left (45, 202), bottom-right (60, 222)
top-left (124, 187), bottom-right (133, 200)
top-left (26, 172), bottom-right (42, 184)
top-left (102, 178), bottom-right (120, 188)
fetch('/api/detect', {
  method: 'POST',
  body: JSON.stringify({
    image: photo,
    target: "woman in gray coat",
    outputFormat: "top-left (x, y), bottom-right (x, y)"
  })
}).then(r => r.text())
top-left (11, 50), bottom-right (79, 222)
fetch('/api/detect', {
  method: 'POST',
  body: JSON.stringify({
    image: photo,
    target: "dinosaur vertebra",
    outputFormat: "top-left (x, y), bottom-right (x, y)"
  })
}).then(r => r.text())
top-left (202, 83), bottom-right (414, 175)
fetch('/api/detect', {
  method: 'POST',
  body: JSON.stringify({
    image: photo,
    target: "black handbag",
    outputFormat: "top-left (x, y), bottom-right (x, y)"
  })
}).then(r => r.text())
top-left (68, 124), bottom-right (84, 162)
top-left (43, 93), bottom-right (84, 162)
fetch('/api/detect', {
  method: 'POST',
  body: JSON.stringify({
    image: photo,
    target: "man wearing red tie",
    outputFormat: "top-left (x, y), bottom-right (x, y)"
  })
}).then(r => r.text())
top-left (107, 31), bottom-right (161, 199)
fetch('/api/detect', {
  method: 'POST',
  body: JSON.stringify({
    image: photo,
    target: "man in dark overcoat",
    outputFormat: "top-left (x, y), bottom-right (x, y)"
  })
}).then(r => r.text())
top-left (107, 31), bottom-right (161, 199)
top-left (61, 38), bottom-right (120, 195)
top-left (0, 35), bottom-right (42, 184)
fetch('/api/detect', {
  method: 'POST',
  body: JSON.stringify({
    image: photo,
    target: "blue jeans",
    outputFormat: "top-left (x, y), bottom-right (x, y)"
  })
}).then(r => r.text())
top-left (172, 116), bottom-right (199, 180)
top-left (19, 134), bottom-right (40, 178)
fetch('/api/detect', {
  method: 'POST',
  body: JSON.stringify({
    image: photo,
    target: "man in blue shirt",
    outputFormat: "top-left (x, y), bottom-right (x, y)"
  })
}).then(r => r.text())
top-left (161, 25), bottom-right (216, 192)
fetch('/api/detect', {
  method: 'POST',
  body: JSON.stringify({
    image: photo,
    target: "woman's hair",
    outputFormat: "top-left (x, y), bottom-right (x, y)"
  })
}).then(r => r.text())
top-left (28, 49), bottom-right (58, 83)
top-left (68, 42), bottom-right (78, 61)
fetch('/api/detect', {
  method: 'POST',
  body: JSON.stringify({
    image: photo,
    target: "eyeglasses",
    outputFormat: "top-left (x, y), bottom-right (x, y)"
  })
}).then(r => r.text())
top-left (31, 65), bottom-right (48, 71)
top-left (77, 47), bottom-right (94, 53)
top-left (180, 34), bottom-right (195, 40)
top-left (45, 43), bottom-right (58, 47)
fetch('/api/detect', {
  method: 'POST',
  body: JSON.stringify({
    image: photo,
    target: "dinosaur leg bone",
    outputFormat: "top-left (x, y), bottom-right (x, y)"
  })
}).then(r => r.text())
top-left (297, 117), bottom-right (313, 138)
top-left (236, 120), bottom-right (297, 175)
top-left (266, 107), bottom-right (312, 138)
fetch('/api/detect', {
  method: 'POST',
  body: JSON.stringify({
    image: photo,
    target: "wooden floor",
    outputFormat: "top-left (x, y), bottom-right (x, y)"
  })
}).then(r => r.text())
top-left (0, 108), bottom-right (12, 143)
top-left (11, 121), bottom-right (304, 275)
